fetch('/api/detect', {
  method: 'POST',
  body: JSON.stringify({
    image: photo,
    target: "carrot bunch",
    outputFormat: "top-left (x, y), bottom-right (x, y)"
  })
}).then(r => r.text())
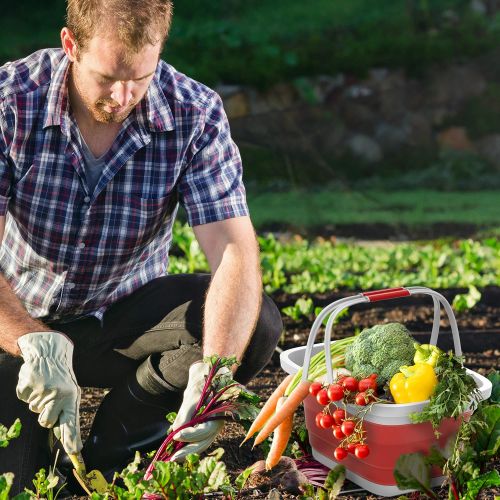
top-left (243, 336), bottom-right (355, 469)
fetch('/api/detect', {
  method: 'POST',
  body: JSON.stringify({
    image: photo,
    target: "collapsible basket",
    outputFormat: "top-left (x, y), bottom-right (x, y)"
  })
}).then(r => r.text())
top-left (280, 286), bottom-right (492, 497)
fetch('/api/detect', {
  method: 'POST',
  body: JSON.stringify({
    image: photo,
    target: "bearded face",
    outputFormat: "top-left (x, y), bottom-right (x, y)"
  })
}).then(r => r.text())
top-left (67, 33), bottom-right (160, 124)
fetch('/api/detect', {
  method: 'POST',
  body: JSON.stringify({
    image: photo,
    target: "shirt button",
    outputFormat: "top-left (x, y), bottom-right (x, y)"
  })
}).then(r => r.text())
top-left (78, 242), bottom-right (86, 249)
top-left (67, 282), bottom-right (75, 290)
top-left (84, 196), bottom-right (90, 203)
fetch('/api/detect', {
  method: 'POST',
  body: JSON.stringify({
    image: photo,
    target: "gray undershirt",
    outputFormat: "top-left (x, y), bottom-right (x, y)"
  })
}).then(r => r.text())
top-left (75, 127), bottom-right (106, 195)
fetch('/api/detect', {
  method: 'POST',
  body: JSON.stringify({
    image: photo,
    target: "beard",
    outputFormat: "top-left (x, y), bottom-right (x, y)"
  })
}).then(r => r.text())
top-left (70, 65), bottom-right (139, 124)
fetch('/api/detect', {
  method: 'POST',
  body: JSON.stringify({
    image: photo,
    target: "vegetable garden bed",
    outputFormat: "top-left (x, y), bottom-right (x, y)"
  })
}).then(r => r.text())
top-left (72, 289), bottom-right (499, 499)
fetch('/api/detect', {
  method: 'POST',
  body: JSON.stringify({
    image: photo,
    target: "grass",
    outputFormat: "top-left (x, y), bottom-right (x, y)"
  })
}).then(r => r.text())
top-left (245, 189), bottom-right (500, 228)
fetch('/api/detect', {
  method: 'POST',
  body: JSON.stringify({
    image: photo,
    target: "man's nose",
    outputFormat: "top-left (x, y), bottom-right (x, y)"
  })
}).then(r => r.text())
top-left (110, 81), bottom-right (132, 107)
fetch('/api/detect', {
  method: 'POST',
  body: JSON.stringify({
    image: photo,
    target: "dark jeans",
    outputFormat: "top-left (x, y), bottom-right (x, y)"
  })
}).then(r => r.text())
top-left (0, 273), bottom-right (283, 493)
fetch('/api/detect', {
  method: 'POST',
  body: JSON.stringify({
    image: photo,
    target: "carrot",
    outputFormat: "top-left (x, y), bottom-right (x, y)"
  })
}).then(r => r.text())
top-left (253, 380), bottom-right (311, 446)
top-left (265, 397), bottom-right (293, 470)
top-left (241, 373), bottom-right (294, 445)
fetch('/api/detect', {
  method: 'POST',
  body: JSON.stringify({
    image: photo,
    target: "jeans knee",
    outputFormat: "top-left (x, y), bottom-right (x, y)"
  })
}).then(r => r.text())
top-left (259, 294), bottom-right (283, 349)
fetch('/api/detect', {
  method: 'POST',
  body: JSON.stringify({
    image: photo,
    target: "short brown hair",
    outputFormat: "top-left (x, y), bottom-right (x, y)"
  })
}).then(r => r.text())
top-left (66, 0), bottom-right (173, 54)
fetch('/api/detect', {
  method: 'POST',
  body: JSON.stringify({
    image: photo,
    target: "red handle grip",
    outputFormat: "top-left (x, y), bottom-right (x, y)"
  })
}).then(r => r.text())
top-left (362, 287), bottom-right (410, 302)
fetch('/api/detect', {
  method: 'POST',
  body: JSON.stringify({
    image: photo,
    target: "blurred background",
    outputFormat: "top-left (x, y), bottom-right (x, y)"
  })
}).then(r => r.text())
top-left (1, 0), bottom-right (500, 239)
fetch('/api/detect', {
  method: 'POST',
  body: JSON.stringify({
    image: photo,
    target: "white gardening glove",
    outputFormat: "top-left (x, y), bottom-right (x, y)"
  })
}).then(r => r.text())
top-left (16, 331), bottom-right (82, 455)
top-left (170, 360), bottom-right (230, 462)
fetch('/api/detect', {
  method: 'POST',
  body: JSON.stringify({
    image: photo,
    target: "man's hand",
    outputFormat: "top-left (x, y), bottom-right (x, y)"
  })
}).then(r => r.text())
top-left (16, 331), bottom-right (82, 455)
top-left (170, 360), bottom-right (228, 461)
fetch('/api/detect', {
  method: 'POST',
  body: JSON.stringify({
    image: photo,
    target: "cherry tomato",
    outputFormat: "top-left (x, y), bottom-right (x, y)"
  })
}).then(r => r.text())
top-left (332, 425), bottom-right (345, 439)
top-left (309, 382), bottom-right (323, 397)
top-left (320, 414), bottom-right (335, 429)
top-left (355, 444), bottom-right (370, 459)
top-left (316, 389), bottom-right (330, 406)
top-left (341, 377), bottom-right (359, 393)
top-left (334, 447), bottom-right (348, 461)
top-left (315, 412), bottom-right (324, 428)
top-left (358, 376), bottom-right (378, 393)
top-left (355, 392), bottom-right (368, 406)
top-left (336, 375), bottom-right (347, 385)
top-left (332, 408), bottom-right (346, 425)
top-left (341, 420), bottom-right (356, 437)
top-left (346, 442), bottom-right (357, 454)
top-left (327, 383), bottom-right (344, 401)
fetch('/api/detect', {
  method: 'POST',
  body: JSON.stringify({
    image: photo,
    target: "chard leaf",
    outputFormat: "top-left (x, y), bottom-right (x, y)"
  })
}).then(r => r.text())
top-left (487, 371), bottom-right (499, 404)
top-left (235, 465), bottom-right (254, 490)
top-left (475, 405), bottom-right (500, 459)
top-left (323, 465), bottom-right (345, 499)
top-left (198, 454), bottom-right (230, 492)
top-left (0, 419), bottom-right (21, 448)
top-left (461, 470), bottom-right (500, 500)
top-left (394, 453), bottom-right (433, 496)
top-left (234, 401), bottom-right (260, 421)
top-left (0, 473), bottom-right (14, 500)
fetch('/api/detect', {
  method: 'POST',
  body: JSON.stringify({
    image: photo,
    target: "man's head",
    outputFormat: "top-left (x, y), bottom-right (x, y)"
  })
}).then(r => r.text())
top-left (61, 0), bottom-right (173, 124)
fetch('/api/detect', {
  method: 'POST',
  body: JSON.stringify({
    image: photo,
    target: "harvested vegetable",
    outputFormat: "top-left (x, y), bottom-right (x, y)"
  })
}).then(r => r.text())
top-left (253, 380), bottom-right (312, 446)
top-left (413, 343), bottom-right (443, 367)
top-left (344, 323), bottom-right (416, 384)
top-left (265, 397), bottom-right (294, 470)
top-left (389, 363), bottom-right (438, 404)
top-left (241, 373), bottom-right (293, 445)
top-left (409, 352), bottom-right (481, 433)
top-left (144, 356), bottom-right (258, 480)
top-left (284, 336), bottom-right (355, 396)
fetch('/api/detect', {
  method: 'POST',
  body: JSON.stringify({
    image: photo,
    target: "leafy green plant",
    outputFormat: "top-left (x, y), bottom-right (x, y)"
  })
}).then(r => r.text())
top-left (453, 286), bottom-right (482, 313)
top-left (298, 464), bottom-right (346, 500)
top-left (0, 420), bottom-right (21, 448)
top-left (169, 222), bottom-right (500, 297)
top-left (89, 448), bottom-right (235, 500)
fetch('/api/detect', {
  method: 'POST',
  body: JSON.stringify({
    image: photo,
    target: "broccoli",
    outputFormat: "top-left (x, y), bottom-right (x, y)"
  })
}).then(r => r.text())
top-left (344, 323), bottom-right (416, 385)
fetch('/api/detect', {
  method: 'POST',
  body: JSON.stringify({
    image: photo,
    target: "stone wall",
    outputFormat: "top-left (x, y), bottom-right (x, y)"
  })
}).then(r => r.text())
top-left (217, 48), bottom-right (500, 171)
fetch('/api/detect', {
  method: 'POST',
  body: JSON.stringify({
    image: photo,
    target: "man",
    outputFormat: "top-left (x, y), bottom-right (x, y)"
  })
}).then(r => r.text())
top-left (0, 0), bottom-right (283, 493)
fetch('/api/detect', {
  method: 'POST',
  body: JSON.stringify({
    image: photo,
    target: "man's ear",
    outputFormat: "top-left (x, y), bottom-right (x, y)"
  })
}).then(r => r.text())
top-left (61, 27), bottom-right (79, 62)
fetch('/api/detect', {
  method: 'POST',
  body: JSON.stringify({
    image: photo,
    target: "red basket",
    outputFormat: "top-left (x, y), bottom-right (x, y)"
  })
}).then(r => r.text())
top-left (280, 286), bottom-right (493, 496)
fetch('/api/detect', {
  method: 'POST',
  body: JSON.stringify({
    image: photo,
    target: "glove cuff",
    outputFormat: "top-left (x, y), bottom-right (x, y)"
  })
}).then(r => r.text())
top-left (17, 331), bottom-right (73, 362)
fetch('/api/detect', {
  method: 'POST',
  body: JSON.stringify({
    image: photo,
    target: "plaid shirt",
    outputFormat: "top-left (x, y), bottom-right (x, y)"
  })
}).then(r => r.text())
top-left (0, 49), bottom-right (248, 323)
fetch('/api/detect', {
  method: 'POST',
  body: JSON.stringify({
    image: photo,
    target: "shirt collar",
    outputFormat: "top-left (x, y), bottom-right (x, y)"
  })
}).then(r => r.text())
top-left (43, 54), bottom-right (175, 133)
top-left (43, 53), bottom-right (71, 133)
top-left (138, 65), bottom-right (175, 132)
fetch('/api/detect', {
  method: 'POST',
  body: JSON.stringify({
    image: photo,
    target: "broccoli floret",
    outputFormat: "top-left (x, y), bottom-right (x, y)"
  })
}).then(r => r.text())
top-left (344, 322), bottom-right (416, 385)
top-left (380, 360), bottom-right (408, 384)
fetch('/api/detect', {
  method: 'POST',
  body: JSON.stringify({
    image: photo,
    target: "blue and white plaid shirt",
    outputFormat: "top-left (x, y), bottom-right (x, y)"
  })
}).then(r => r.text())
top-left (0, 49), bottom-right (248, 323)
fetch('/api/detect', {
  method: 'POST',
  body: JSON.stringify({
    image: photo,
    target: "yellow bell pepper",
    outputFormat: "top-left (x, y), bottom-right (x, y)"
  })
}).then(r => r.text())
top-left (389, 363), bottom-right (438, 404)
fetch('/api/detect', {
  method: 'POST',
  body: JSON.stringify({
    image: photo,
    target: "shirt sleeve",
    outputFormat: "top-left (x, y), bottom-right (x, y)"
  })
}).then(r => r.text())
top-left (178, 92), bottom-right (249, 227)
top-left (0, 103), bottom-right (12, 216)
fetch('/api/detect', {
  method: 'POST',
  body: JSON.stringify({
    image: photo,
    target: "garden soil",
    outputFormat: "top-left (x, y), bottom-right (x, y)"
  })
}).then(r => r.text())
top-left (74, 291), bottom-right (499, 499)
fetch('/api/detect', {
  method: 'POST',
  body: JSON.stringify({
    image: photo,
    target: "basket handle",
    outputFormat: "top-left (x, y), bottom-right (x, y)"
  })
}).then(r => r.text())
top-left (301, 286), bottom-right (462, 383)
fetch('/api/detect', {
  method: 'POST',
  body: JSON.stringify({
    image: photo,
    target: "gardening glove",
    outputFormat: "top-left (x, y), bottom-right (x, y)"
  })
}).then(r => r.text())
top-left (170, 360), bottom-right (229, 462)
top-left (16, 331), bottom-right (83, 455)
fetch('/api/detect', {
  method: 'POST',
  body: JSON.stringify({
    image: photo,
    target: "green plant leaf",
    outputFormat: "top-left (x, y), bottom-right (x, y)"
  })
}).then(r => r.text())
top-left (488, 370), bottom-right (500, 404)
top-left (394, 453), bottom-right (433, 496)
top-left (0, 473), bottom-right (14, 500)
top-left (452, 286), bottom-right (481, 313)
top-left (0, 419), bottom-right (22, 448)
top-left (475, 404), bottom-right (500, 459)
top-left (235, 465), bottom-right (254, 491)
top-left (323, 465), bottom-right (346, 499)
top-left (462, 470), bottom-right (500, 500)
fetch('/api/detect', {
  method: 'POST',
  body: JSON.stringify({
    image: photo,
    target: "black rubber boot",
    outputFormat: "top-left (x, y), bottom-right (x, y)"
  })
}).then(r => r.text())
top-left (53, 359), bottom-right (182, 494)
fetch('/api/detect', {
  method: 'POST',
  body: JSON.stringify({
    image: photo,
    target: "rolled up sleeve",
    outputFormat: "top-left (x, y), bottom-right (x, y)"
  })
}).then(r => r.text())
top-left (178, 92), bottom-right (249, 227)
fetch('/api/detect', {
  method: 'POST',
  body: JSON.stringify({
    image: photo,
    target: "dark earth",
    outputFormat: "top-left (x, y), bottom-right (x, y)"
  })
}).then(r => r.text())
top-left (75, 289), bottom-right (500, 499)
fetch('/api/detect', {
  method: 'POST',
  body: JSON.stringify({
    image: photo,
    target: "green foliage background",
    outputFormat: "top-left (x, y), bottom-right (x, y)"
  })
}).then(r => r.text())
top-left (1, 0), bottom-right (500, 88)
